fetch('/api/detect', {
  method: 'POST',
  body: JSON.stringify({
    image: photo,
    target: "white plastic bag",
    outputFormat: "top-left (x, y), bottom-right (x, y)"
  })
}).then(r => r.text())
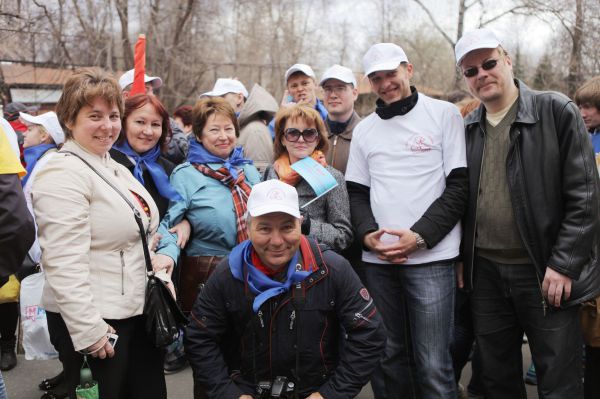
top-left (19, 272), bottom-right (58, 360)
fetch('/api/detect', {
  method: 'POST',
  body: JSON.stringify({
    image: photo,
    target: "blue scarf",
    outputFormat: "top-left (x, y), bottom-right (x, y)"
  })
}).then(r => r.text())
top-left (229, 240), bottom-right (312, 313)
top-left (187, 138), bottom-right (252, 180)
top-left (112, 141), bottom-right (183, 201)
top-left (22, 144), bottom-right (55, 187)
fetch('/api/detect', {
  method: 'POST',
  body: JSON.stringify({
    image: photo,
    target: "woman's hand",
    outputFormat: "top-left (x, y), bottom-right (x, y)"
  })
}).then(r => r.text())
top-left (169, 219), bottom-right (191, 248)
top-left (152, 254), bottom-right (175, 275)
top-left (85, 325), bottom-right (116, 359)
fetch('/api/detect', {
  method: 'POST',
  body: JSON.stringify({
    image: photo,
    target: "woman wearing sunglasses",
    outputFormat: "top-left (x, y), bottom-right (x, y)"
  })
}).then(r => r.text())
top-left (265, 105), bottom-right (352, 253)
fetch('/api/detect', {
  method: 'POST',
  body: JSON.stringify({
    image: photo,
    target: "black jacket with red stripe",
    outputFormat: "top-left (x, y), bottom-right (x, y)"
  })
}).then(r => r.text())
top-left (184, 239), bottom-right (385, 399)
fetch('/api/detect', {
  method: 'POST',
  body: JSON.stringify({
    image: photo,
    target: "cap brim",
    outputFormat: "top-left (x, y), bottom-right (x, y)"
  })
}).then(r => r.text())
top-left (146, 77), bottom-right (163, 89)
top-left (364, 60), bottom-right (402, 76)
top-left (19, 112), bottom-right (41, 125)
top-left (248, 204), bottom-right (301, 218)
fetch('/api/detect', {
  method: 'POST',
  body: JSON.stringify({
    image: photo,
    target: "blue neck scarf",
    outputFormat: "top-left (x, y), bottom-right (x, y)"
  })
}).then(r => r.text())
top-left (112, 141), bottom-right (183, 201)
top-left (22, 144), bottom-right (55, 187)
top-left (229, 240), bottom-right (312, 313)
top-left (187, 138), bottom-right (252, 180)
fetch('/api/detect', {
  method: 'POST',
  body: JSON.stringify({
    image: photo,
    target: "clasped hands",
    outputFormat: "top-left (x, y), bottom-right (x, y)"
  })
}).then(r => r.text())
top-left (363, 228), bottom-right (418, 264)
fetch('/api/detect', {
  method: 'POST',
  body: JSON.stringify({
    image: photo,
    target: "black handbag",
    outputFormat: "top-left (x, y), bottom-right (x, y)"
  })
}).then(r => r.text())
top-left (62, 151), bottom-right (187, 347)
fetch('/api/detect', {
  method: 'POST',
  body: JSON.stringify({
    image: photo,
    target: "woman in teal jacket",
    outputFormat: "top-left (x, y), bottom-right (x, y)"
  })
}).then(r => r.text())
top-left (153, 98), bottom-right (260, 314)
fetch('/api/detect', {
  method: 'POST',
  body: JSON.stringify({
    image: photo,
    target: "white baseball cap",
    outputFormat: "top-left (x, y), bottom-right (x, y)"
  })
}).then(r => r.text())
top-left (362, 43), bottom-right (409, 76)
top-left (284, 64), bottom-right (316, 83)
top-left (19, 111), bottom-right (65, 145)
top-left (201, 78), bottom-right (249, 98)
top-left (247, 180), bottom-right (301, 218)
top-left (118, 69), bottom-right (163, 91)
top-left (319, 65), bottom-right (357, 87)
top-left (455, 28), bottom-right (502, 65)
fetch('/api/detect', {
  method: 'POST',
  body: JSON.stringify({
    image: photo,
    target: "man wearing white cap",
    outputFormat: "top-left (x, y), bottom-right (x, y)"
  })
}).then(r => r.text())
top-left (456, 28), bottom-right (600, 398)
top-left (118, 68), bottom-right (163, 98)
top-left (184, 179), bottom-right (384, 399)
top-left (319, 64), bottom-right (360, 174)
top-left (201, 78), bottom-right (248, 114)
top-left (345, 43), bottom-right (468, 398)
top-left (268, 64), bottom-right (328, 138)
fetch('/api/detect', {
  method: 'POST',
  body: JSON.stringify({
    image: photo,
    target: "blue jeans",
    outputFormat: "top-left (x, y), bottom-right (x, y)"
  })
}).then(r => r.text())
top-left (365, 261), bottom-right (457, 399)
top-left (0, 371), bottom-right (7, 399)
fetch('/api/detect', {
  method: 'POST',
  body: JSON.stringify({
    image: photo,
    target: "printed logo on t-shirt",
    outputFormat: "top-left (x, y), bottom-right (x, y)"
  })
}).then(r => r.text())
top-left (406, 134), bottom-right (434, 153)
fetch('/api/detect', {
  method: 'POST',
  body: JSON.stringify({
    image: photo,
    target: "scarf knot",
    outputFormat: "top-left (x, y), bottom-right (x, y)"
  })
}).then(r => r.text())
top-left (272, 151), bottom-right (327, 186)
top-left (187, 138), bottom-right (252, 180)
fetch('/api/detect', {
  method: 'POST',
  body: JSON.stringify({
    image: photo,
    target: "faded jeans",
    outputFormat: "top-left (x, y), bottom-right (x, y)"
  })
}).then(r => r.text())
top-left (365, 261), bottom-right (457, 399)
top-left (0, 371), bottom-right (7, 399)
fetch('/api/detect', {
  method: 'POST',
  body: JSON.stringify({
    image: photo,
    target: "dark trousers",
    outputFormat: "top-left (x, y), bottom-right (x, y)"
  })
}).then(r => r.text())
top-left (472, 256), bottom-right (583, 399)
top-left (585, 345), bottom-right (600, 399)
top-left (47, 312), bottom-right (166, 399)
top-left (0, 303), bottom-right (18, 345)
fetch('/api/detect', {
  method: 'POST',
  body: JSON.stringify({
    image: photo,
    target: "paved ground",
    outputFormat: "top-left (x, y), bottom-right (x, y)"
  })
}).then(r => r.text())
top-left (3, 346), bottom-right (539, 398)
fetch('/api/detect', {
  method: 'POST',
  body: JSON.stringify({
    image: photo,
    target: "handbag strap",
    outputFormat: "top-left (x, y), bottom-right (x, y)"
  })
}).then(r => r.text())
top-left (60, 151), bottom-right (154, 274)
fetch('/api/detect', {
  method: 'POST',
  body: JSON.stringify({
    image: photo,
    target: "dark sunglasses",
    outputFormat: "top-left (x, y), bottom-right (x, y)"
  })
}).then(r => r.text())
top-left (284, 128), bottom-right (319, 143)
top-left (462, 59), bottom-right (499, 78)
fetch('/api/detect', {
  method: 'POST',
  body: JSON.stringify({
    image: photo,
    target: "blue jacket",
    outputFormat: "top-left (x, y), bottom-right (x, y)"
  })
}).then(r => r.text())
top-left (156, 162), bottom-right (261, 263)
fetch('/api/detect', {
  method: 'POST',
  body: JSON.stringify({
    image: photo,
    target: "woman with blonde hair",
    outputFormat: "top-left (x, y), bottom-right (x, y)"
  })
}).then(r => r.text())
top-left (264, 104), bottom-right (352, 253)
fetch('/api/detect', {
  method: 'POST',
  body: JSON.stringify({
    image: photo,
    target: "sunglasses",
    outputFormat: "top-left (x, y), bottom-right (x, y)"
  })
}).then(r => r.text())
top-left (284, 128), bottom-right (319, 143)
top-left (462, 59), bottom-right (499, 78)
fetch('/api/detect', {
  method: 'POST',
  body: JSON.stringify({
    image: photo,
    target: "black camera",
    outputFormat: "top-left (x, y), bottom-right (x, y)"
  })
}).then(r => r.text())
top-left (256, 376), bottom-right (295, 398)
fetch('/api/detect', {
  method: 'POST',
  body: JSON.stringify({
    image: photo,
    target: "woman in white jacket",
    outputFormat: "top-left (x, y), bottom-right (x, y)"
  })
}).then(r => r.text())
top-left (32, 69), bottom-right (166, 399)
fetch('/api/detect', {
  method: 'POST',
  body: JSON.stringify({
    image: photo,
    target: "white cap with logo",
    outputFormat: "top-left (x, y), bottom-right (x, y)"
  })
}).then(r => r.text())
top-left (201, 78), bottom-right (249, 98)
top-left (455, 28), bottom-right (502, 66)
top-left (19, 111), bottom-right (65, 145)
top-left (247, 180), bottom-right (301, 218)
top-left (284, 64), bottom-right (316, 83)
top-left (319, 64), bottom-right (357, 87)
top-left (118, 69), bottom-right (163, 91)
top-left (362, 43), bottom-right (409, 76)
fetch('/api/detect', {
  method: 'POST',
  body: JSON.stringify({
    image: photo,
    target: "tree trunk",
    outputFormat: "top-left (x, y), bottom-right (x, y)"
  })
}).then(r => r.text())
top-left (566, 0), bottom-right (584, 98)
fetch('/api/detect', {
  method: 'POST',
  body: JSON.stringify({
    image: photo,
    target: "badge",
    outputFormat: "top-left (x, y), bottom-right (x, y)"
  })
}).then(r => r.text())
top-left (359, 288), bottom-right (370, 301)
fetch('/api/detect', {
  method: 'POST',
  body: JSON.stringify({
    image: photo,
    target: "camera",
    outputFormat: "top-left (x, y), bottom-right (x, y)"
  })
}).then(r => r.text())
top-left (256, 376), bottom-right (295, 398)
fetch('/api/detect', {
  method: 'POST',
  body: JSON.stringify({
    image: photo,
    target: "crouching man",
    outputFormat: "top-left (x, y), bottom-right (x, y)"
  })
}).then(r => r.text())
top-left (185, 179), bottom-right (385, 399)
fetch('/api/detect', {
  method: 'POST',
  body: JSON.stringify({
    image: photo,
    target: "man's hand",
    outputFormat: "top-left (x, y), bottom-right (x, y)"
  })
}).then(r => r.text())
top-left (305, 393), bottom-right (324, 399)
top-left (169, 219), bottom-right (191, 248)
top-left (239, 395), bottom-right (253, 399)
top-left (542, 266), bottom-right (572, 307)
top-left (363, 228), bottom-right (416, 264)
top-left (456, 262), bottom-right (464, 289)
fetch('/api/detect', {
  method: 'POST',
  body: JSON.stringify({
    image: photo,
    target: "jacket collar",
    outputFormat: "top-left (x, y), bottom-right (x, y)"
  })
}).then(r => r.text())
top-left (465, 79), bottom-right (538, 129)
top-left (327, 111), bottom-right (360, 140)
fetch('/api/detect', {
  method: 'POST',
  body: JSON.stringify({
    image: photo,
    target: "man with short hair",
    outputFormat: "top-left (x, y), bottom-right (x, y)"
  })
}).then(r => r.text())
top-left (269, 64), bottom-right (328, 138)
top-left (184, 179), bottom-right (385, 399)
top-left (575, 76), bottom-right (600, 169)
top-left (345, 43), bottom-right (468, 398)
top-left (319, 65), bottom-right (360, 174)
top-left (201, 78), bottom-right (249, 114)
top-left (456, 28), bottom-right (600, 398)
top-left (118, 68), bottom-right (163, 98)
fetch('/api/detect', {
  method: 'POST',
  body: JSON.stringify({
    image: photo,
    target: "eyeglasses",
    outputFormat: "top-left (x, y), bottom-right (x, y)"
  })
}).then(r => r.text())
top-left (323, 85), bottom-right (349, 95)
top-left (462, 59), bottom-right (499, 78)
top-left (283, 128), bottom-right (320, 143)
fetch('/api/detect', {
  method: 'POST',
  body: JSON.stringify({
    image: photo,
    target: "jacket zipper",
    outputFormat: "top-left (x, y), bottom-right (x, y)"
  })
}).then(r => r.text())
top-left (511, 131), bottom-right (547, 315)
top-left (289, 310), bottom-right (296, 330)
top-left (257, 310), bottom-right (265, 328)
top-left (119, 250), bottom-right (125, 295)
top-left (331, 136), bottom-right (338, 168)
top-left (470, 126), bottom-right (486, 290)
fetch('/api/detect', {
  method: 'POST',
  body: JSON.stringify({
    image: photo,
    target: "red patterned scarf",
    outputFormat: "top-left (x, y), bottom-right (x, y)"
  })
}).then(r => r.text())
top-left (194, 164), bottom-right (252, 243)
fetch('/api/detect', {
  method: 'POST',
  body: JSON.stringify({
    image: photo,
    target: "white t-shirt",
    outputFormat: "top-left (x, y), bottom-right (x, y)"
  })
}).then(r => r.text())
top-left (345, 94), bottom-right (467, 265)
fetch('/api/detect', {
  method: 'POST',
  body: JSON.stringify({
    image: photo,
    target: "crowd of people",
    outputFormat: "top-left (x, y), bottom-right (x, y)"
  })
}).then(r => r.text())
top-left (0, 27), bottom-right (599, 399)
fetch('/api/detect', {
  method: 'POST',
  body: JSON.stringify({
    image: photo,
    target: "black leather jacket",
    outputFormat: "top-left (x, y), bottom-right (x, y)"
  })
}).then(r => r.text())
top-left (184, 240), bottom-right (385, 398)
top-left (462, 80), bottom-right (600, 307)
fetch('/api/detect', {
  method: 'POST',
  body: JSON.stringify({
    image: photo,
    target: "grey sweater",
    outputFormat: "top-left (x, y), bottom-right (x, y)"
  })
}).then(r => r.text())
top-left (265, 165), bottom-right (353, 253)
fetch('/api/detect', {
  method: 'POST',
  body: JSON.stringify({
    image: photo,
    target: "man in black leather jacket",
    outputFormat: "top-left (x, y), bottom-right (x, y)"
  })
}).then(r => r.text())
top-left (184, 180), bottom-right (385, 399)
top-left (455, 28), bottom-right (600, 399)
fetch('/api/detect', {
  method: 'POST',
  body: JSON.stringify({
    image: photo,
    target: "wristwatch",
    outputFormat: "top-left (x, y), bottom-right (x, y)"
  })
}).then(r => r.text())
top-left (411, 231), bottom-right (427, 250)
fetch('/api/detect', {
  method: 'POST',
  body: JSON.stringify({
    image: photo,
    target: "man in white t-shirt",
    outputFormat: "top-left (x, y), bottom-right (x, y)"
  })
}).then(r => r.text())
top-left (345, 43), bottom-right (468, 398)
